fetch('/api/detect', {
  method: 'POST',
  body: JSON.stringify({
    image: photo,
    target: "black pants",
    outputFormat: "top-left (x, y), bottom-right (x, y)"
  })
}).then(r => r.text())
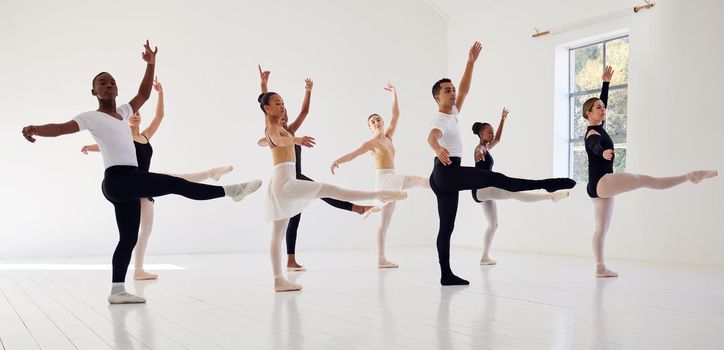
top-left (429, 157), bottom-right (564, 277)
top-left (286, 173), bottom-right (354, 254)
top-left (102, 166), bottom-right (225, 282)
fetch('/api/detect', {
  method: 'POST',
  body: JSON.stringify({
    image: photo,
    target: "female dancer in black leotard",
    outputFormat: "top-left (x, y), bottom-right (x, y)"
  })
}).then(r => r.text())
top-left (81, 77), bottom-right (233, 280)
top-left (427, 41), bottom-right (576, 286)
top-left (256, 66), bottom-right (377, 271)
top-left (583, 66), bottom-right (717, 278)
top-left (21, 41), bottom-right (261, 304)
top-left (470, 109), bottom-right (569, 266)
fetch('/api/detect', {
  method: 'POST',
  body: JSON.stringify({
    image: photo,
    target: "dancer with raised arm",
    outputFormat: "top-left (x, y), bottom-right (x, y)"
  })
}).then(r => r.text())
top-left (257, 66), bottom-right (377, 272)
top-left (21, 41), bottom-right (261, 304)
top-left (583, 66), bottom-right (717, 278)
top-left (331, 82), bottom-right (430, 268)
top-left (470, 108), bottom-right (569, 266)
top-left (260, 90), bottom-right (406, 292)
top-left (427, 41), bottom-right (575, 285)
top-left (81, 77), bottom-right (233, 280)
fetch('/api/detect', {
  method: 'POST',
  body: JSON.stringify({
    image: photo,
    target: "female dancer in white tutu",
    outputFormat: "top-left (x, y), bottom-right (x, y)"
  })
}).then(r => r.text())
top-left (260, 90), bottom-right (407, 292)
top-left (257, 67), bottom-right (377, 272)
top-left (331, 83), bottom-right (430, 268)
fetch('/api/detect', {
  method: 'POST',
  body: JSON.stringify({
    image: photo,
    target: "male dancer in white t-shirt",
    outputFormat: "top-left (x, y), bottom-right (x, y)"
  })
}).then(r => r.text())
top-left (427, 41), bottom-right (575, 285)
top-left (22, 40), bottom-right (261, 304)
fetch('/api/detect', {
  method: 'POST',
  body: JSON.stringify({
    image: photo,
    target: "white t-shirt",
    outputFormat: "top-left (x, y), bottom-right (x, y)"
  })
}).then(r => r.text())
top-left (430, 105), bottom-right (463, 157)
top-left (73, 104), bottom-right (138, 169)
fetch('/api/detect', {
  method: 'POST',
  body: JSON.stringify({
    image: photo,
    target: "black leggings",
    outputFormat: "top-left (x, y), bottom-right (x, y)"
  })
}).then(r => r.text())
top-left (102, 166), bottom-right (225, 282)
top-left (429, 157), bottom-right (572, 277)
top-left (286, 173), bottom-right (354, 254)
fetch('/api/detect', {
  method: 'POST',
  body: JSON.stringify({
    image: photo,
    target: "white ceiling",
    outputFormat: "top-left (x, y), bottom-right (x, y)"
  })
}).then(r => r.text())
top-left (424, 0), bottom-right (506, 20)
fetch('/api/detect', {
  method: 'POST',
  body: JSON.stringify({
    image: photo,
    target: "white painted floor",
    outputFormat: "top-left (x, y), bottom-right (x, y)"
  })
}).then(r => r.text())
top-left (1, 248), bottom-right (723, 350)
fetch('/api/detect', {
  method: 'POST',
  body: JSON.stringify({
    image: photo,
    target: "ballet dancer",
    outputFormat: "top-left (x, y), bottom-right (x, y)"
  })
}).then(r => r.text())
top-left (260, 90), bottom-right (406, 292)
top-left (583, 66), bottom-right (717, 278)
top-left (427, 41), bottom-right (576, 285)
top-left (21, 41), bottom-right (261, 304)
top-left (81, 77), bottom-right (233, 280)
top-left (331, 82), bottom-right (430, 268)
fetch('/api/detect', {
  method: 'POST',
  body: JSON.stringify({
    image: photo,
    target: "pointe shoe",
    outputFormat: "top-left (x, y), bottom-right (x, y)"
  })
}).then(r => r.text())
top-left (108, 292), bottom-right (146, 304)
top-left (362, 206), bottom-right (382, 219)
top-left (687, 170), bottom-right (718, 184)
top-left (230, 180), bottom-right (262, 201)
top-left (274, 281), bottom-right (303, 292)
top-left (133, 271), bottom-right (158, 280)
top-left (210, 166), bottom-right (234, 181)
top-left (550, 191), bottom-right (570, 202)
top-left (479, 258), bottom-right (497, 266)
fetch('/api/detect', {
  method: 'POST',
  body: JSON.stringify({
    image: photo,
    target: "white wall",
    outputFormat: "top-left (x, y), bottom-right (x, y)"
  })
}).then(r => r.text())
top-left (445, 0), bottom-right (724, 266)
top-left (3, 0), bottom-right (722, 267)
top-left (0, 0), bottom-right (446, 258)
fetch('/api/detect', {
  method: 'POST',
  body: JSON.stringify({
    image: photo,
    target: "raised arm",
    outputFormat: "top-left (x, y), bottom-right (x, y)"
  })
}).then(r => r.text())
top-left (287, 78), bottom-right (313, 134)
top-left (22, 120), bottom-right (80, 143)
top-left (487, 107), bottom-right (508, 150)
top-left (600, 66), bottom-right (613, 107)
top-left (428, 129), bottom-right (451, 165)
top-left (129, 40), bottom-right (158, 113)
top-left (455, 41), bottom-right (482, 112)
top-left (258, 65), bottom-right (270, 94)
top-left (141, 77), bottom-right (164, 139)
top-left (81, 144), bottom-right (100, 154)
top-left (384, 82), bottom-right (400, 139)
top-left (330, 141), bottom-right (374, 174)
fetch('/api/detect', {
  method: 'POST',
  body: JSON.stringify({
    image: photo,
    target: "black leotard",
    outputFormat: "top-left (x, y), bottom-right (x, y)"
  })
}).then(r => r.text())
top-left (585, 82), bottom-right (612, 198)
top-left (471, 148), bottom-right (494, 203)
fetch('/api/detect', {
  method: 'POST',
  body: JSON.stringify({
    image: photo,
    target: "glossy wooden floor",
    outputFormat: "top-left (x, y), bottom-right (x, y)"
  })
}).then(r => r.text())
top-left (1, 248), bottom-right (723, 349)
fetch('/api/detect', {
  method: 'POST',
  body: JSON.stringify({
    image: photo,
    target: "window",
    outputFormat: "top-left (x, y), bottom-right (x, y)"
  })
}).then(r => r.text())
top-left (568, 36), bottom-right (629, 183)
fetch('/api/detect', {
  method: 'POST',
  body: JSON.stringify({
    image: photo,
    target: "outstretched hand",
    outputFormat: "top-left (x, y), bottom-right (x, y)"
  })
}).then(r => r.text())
top-left (141, 40), bottom-right (158, 64)
top-left (305, 78), bottom-right (313, 91)
top-left (297, 136), bottom-right (316, 148)
top-left (21, 126), bottom-right (37, 143)
top-left (258, 65), bottom-right (270, 84)
top-left (501, 107), bottom-right (509, 120)
top-left (602, 65), bottom-right (614, 82)
top-left (468, 41), bottom-right (482, 63)
top-left (153, 76), bottom-right (163, 93)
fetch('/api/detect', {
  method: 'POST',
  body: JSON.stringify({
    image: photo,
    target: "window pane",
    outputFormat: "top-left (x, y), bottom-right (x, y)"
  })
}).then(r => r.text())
top-left (605, 88), bottom-right (628, 144)
top-left (605, 37), bottom-right (629, 85)
top-left (613, 145), bottom-right (627, 173)
top-left (571, 93), bottom-right (598, 140)
top-left (571, 43), bottom-right (603, 93)
top-left (570, 141), bottom-right (589, 184)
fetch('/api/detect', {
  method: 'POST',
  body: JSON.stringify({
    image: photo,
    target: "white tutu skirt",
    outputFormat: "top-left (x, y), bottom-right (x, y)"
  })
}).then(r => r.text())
top-left (375, 169), bottom-right (404, 206)
top-left (266, 162), bottom-right (323, 221)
